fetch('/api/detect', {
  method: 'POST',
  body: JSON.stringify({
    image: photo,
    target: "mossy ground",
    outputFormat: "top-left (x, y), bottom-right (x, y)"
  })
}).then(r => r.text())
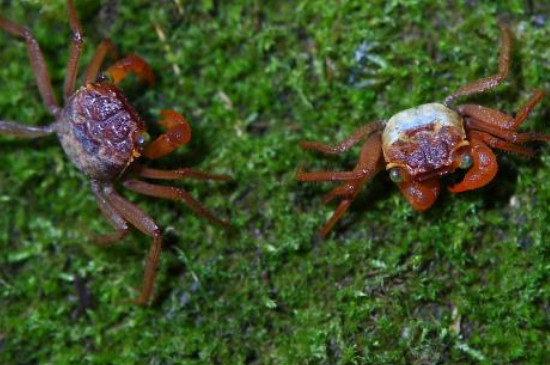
top-left (1, 0), bottom-right (550, 363)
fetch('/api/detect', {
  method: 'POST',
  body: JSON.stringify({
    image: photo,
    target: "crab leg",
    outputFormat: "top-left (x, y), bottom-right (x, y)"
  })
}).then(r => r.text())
top-left (0, 121), bottom-right (55, 138)
top-left (465, 118), bottom-right (550, 145)
top-left (63, 0), bottom-right (84, 99)
top-left (322, 184), bottom-right (356, 204)
top-left (297, 168), bottom-right (371, 182)
top-left (448, 137), bottom-right (498, 193)
top-left (99, 183), bottom-right (163, 305)
top-left (313, 132), bottom-right (383, 238)
top-left (459, 91), bottom-right (549, 145)
top-left (444, 25), bottom-right (511, 105)
top-left (468, 130), bottom-right (536, 156)
top-left (299, 121), bottom-right (384, 154)
top-left (83, 39), bottom-right (117, 83)
top-left (90, 182), bottom-right (129, 245)
top-left (123, 179), bottom-right (229, 228)
top-left (105, 54), bottom-right (155, 85)
top-left (508, 90), bottom-right (545, 130)
top-left (134, 165), bottom-right (230, 181)
top-left (320, 200), bottom-right (353, 238)
top-left (142, 110), bottom-right (192, 159)
top-left (459, 91), bottom-right (544, 131)
top-left (0, 17), bottom-right (59, 116)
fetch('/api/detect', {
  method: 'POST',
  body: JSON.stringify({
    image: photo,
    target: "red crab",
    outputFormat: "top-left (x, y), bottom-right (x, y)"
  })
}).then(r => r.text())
top-left (298, 25), bottom-right (549, 238)
top-left (0, 1), bottom-right (228, 304)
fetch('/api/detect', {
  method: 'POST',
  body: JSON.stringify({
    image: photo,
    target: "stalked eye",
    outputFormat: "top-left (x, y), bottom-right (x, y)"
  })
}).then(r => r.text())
top-left (459, 152), bottom-right (473, 169)
top-left (96, 72), bottom-right (114, 84)
top-left (389, 168), bottom-right (403, 183)
top-left (137, 132), bottom-right (151, 147)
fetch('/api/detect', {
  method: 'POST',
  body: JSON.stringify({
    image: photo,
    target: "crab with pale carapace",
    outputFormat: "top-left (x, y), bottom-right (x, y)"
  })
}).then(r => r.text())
top-left (298, 25), bottom-right (549, 238)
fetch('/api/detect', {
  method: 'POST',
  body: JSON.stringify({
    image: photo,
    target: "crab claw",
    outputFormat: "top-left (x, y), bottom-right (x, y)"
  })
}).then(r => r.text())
top-left (105, 54), bottom-right (155, 86)
top-left (142, 110), bottom-right (192, 159)
top-left (448, 139), bottom-right (498, 193)
top-left (398, 179), bottom-right (440, 211)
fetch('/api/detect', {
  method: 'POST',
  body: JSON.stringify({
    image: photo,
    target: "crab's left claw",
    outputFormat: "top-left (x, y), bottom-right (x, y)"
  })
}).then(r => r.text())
top-left (399, 179), bottom-right (440, 211)
top-left (448, 138), bottom-right (498, 193)
top-left (142, 110), bottom-right (192, 159)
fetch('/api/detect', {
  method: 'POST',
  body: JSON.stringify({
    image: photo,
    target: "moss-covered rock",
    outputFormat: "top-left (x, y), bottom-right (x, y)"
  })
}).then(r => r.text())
top-left (1, 0), bottom-right (550, 363)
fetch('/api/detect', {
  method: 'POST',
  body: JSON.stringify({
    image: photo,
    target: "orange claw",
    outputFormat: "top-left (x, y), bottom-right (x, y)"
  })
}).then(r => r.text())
top-left (398, 179), bottom-right (440, 211)
top-left (448, 139), bottom-right (498, 193)
top-left (105, 54), bottom-right (155, 85)
top-left (142, 110), bottom-right (192, 159)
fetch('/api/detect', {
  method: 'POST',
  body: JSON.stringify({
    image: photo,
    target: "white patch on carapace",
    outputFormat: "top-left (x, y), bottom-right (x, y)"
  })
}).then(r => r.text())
top-left (382, 103), bottom-right (465, 154)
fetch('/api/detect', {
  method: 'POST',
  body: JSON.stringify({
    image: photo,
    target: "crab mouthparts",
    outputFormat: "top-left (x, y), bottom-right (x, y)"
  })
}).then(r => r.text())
top-left (413, 166), bottom-right (455, 181)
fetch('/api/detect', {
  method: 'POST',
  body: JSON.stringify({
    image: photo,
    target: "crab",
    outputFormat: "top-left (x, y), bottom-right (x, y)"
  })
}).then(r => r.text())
top-left (0, 0), bottom-right (229, 304)
top-left (298, 25), bottom-right (549, 238)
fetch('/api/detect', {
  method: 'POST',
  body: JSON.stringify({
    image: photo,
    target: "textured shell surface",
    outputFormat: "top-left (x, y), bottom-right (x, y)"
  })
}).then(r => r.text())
top-left (58, 83), bottom-right (145, 181)
top-left (382, 103), bottom-right (464, 149)
top-left (381, 103), bottom-right (468, 177)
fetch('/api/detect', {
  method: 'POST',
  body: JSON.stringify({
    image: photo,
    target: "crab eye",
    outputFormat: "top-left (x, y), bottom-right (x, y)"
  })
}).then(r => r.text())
top-left (137, 132), bottom-right (151, 147)
top-left (459, 152), bottom-right (473, 169)
top-left (389, 168), bottom-right (403, 183)
top-left (96, 72), bottom-right (114, 84)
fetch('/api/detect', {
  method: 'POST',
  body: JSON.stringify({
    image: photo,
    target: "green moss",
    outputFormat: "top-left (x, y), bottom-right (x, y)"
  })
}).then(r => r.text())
top-left (1, 0), bottom-right (550, 364)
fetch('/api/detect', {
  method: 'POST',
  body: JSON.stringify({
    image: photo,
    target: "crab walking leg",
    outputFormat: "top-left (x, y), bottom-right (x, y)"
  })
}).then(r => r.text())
top-left (83, 39), bottom-right (117, 83)
top-left (444, 25), bottom-right (511, 105)
top-left (317, 132), bottom-right (383, 237)
top-left (298, 125), bottom-right (385, 182)
top-left (142, 110), bottom-right (192, 159)
top-left (123, 179), bottom-right (229, 227)
top-left (459, 92), bottom-right (549, 146)
top-left (297, 168), bottom-right (372, 182)
top-left (63, 0), bottom-right (84, 100)
top-left (105, 54), bottom-right (155, 85)
top-left (468, 130), bottom-right (536, 156)
top-left (465, 118), bottom-right (550, 145)
top-left (101, 184), bottom-right (162, 305)
top-left (508, 90), bottom-right (545, 130)
top-left (319, 173), bottom-right (376, 238)
top-left (448, 137), bottom-right (498, 193)
top-left (458, 90), bottom-right (545, 132)
top-left (322, 162), bottom-right (384, 204)
top-left (322, 184), bottom-right (357, 204)
top-left (299, 121), bottom-right (384, 155)
top-left (299, 132), bottom-right (382, 186)
top-left (0, 18), bottom-right (60, 116)
top-left (0, 121), bottom-right (56, 138)
top-left (320, 200), bottom-right (353, 238)
top-left (90, 182), bottom-right (129, 245)
top-left (134, 165), bottom-right (230, 181)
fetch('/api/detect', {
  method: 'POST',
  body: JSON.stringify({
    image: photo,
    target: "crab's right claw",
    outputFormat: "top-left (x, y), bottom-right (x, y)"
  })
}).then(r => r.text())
top-left (399, 179), bottom-right (440, 211)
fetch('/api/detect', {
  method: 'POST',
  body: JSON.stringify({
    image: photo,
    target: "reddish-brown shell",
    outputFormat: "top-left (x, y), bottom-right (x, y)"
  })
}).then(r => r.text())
top-left (381, 103), bottom-right (469, 180)
top-left (58, 83), bottom-right (146, 181)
